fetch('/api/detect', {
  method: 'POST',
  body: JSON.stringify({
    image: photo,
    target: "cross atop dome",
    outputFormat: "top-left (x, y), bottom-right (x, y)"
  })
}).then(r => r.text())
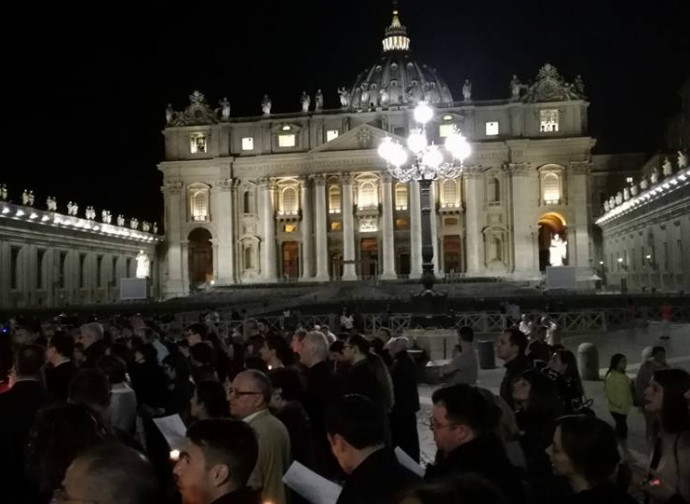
top-left (382, 1), bottom-right (410, 53)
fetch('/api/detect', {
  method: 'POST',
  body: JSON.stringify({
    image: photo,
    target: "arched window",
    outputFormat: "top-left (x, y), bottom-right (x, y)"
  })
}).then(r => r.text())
top-left (281, 187), bottom-right (298, 215)
top-left (358, 181), bottom-right (377, 209)
top-left (487, 177), bottom-right (500, 203)
top-left (243, 191), bottom-right (254, 214)
top-left (442, 179), bottom-right (458, 207)
top-left (329, 185), bottom-right (341, 214)
top-left (395, 183), bottom-right (408, 210)
top-left (543, 173), bottom-right (561, 204)
top-left (189, 186), bottom-right (209, 221)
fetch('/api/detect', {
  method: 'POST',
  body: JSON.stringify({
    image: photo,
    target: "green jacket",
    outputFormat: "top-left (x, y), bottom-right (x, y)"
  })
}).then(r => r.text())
top-left (605, 371), bottom-right (633, 414)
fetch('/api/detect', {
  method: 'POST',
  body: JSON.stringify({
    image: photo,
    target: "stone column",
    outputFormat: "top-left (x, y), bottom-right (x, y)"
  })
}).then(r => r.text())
top-left (509, 163), bottom-right (538, 278)
top-left (312, 175), bottom-right (329, 281)
top-left (430, 182), bottom-right (441, 277)
top-left (380, 174), bottom-right (397, 279)
top-left (569, 162), bottom-right (592, 271)
top-left (300, 177), bottom-right (313, 280)
top-left (409, 180), bottom-right (423, 279)
top-left (163, 181), bottom-right (185, 298)
top-left (341, 174), bottom-right (358, 281)
top-left (259, 178), bottom-right (277, 282)
top-left (214, 178), bottom-right (235, 285)
top-left (180, 240), bottom-right (189, 295)
top-left (464, 167), bottom-right (484, 274)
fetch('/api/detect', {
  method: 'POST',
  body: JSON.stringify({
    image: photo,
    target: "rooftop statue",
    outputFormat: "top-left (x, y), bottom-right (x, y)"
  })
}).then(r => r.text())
top-left (22, 189), bottom-right (30, 206)
top-left (153, 222), bottom-right (159, 234)
top-left (337, 87), bottom-right (350, 109)
top-left (46, 196), bottom-right (57, 212)
top-left (219, 97), bottom-right (231, 121)
top-left (315, 89), bottom-right (324, 112)
top-left (0, 184), bottom-right (7, 201)
top-left (650, 166), bottom-right (659, 184)
top-left (662, 156), bottom-right (673, 177)
top-left (300, 91), bottom-right (310, 113)
top-left (678, 150), bottom-right (688, 168)
top-left (165, 104), bottom-right (174, 124)
top-left (117, 214), bottom-right (125, 227)
top-left (130, 218), bottom-right (139, 230)
top-left (462, 79), bottom-right (472, 101)
top-left (623, 187), bottom-right (630, 201)
top-left (262, 94), bottom-right (272, 116)
top-left (574, 74), bottom-right (585, 97)
top-left (101, 209), bottom-right (112, 224)
top-left (510, 74), bottom-right (521, 100)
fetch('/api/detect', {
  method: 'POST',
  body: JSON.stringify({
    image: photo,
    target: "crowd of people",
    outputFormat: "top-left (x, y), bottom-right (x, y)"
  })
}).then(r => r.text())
top-left (0, 310), bottom-right (688, 504)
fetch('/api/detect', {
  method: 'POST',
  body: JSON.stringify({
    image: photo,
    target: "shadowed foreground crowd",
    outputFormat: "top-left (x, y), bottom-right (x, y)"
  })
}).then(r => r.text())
top-left (0, 314), bottom-right (688, 504)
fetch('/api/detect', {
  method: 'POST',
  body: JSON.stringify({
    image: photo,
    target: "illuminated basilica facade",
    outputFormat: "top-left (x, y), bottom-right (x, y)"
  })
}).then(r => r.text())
top-left (159, 10), bottom-right (600, 298)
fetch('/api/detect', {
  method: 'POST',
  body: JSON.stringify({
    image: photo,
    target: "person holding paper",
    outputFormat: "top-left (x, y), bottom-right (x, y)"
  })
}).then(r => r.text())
top-left (325, 394), bottom-right (422, 504)
top-left (173, 419), bottom-right (261, 504)
top-left (229, 370), bottom-right (290, 504)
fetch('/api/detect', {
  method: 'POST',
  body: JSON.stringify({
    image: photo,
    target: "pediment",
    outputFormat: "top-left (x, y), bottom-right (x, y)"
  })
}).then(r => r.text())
top-left (310, 124), bottom-right (400, 153)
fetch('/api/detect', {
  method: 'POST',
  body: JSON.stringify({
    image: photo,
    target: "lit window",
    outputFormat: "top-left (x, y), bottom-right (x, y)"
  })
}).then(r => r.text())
top-left (542, 173), bottom-right (560, 204)
top-left (358, 182), bottom-right (377, 208)
top-left (241, 137), bottom-right (254, 151)
top-left (284, 224), bottom-right (297, 233)
top-left (626, 177), bottom-right (633, 184)
top-left (439, 123), bottom-right (456, 138)
top-left (281, 187), bottom-right (298, 215)
top-left (189, 186), bottom-right (209, 221)
top-left (441, 179), bottom-right (459, 208)
top-left (395, 183), bottom-right (408, 210)
top-left (330, 221), bottom-right (342, 231)
top-left (442, 114), bottom-right (453, 121)
top-left (190, 133), bottom-right (206, 153)
top-left (278, 134), bottom-right (296, 147)
top-left (540, 109), bottom-right (559, 132)
top-left (326, 129), bottom-right (339, 142)
top-left (329, 185), bottom-right (341, 214)
top-left (395, 218), bottom-right (409, 230)
top-left (485, 122), bottom-right (499, 136)
top-left (281, 125), bottom-right (292, 131)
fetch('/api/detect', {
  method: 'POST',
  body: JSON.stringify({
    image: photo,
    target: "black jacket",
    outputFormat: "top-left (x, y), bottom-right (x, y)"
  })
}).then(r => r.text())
top-left (425, 435), bottom-right (527, 504)
top-left (500, 355), bottom-right (530, 408)
top-left (337, 448), bottom-right (422, 504)
top-left (345, 359), bottom-right (383, 404)
top-left (556, 484), bottom-right (638, 504)
top-left (391, 351), bottom-right (420, 415)
top-left (82, 339), bottom-right (108, 368)
top-left (45, 360), bottom-right (76, 401)
top-left (211, 487), bottom-right (261, 504)
top-left (0, 380), bottom-right (58, 504)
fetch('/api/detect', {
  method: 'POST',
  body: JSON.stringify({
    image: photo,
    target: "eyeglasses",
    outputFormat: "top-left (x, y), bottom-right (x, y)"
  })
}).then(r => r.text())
top-left (227, 388), bottom-right (261, 397)
top-left (427, 416), bottom-right (457, 431)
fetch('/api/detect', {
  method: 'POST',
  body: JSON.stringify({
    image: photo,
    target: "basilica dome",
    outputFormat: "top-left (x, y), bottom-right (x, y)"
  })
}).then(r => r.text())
top-left (342, 10), bottom-right (454, 110)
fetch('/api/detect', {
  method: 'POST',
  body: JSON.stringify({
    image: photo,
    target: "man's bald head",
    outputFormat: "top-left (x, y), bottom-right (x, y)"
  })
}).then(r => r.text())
top-left (62, 443), bottom-right (159, 504)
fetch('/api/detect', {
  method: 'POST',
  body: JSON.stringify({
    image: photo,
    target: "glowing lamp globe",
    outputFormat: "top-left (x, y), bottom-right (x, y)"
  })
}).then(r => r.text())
top-left (445, 132), bottom-right (471, 162)
top-left (406, 129), bottom-right (427, 154)
top-left (413, 101), bottom-right (433, 124)
top-left (422, 145), bottom-right (443, 169)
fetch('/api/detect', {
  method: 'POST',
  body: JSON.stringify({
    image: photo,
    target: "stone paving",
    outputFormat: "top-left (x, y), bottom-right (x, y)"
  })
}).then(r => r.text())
top-left (415, 322), bottom-right (690, 467)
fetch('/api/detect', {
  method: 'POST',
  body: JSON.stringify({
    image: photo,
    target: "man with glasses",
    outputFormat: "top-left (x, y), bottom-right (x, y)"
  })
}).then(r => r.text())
top-left (228, 370), bottom-right (290, 504)
top-left (425, 384), bottom-right (526, 504)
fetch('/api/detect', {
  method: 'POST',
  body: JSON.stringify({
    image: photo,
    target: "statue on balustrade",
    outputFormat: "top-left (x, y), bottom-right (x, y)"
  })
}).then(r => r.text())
top-left (218, 98), bottom-right (231, 121)
top-left (462, 79), bottom-right (472, 101)
top-left (338, 87), bottom-right (350, 108)
top-left (678, 150), bottom-right (688, 168)
top-left (153, 222), bottom-right (159, 234)
top-left (67, 201), bottom-right (78, 216)
top-left (261, 95), bottom-right (272, 116)
top-left (640, 178), bottom-right (649, 190)
top-left (130, 218), bottom-right (139, 230)
top-left (300, 91), bottom-right (310, 113)
top-left (165, 104), bottom-right (174, 124)
top-left (510, 75), bottom-right (522, 100)
top-left (549, 233), bottom-right (567, 267)
top-left (136, 250), bottom-right (150, 279)
top-left (615, 192), bottom-right (623, 205)
top-left (662, 157), bottom-right (672, 177)
top-left (603, 200), bottom-right (610, 212)
top-left (630, 184), bottom-right (639, 196)
top-left (22, 189), bottom-right (30, 206)
top-left (142, 221), bottom-right (150, 232)
top-left (117, 214), bottom-right (125, 226)
top-left (0, 184), bottom-right (7, 201)
top-left (314, 89), bottom-right (324, 112)
top-left (623, 187), bottom-right (630, 201)
top-left (650, 167), bottom-right (659, 184)
top-left (101, 210), bottom-right (112, 224)
top-left (46, 196), bottom-right (57, 212)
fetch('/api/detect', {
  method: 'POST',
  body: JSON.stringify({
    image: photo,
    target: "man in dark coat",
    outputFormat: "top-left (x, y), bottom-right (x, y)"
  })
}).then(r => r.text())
top-left (45, 331), bottom-right (76, 400)
top-left (326, 394), bottom-right (421, 504)
top-left (425, 384), bottom-right (527, 504)
top-left (496, 328), bottom-right (530, 408)
top-left (0, 345), bottom-right (58, 503)
top-left (298, 331), bottom-right (341, 478)
top-left (78, 322), bottom-right (108, 368)
top-left (388, 337), bottom-right (421, 462)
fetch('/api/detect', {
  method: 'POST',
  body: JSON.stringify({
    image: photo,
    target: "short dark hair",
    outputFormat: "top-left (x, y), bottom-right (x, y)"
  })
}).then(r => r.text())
top-left (458, 326), bottom-right (474, 343)
top-left (187, 419), bottom-right (258, 489)
top-left (97, 355), bottom-right (127, 384)
top-left (48, 331), bottom-right (74, 358)
top-left (432, 384), bottom-right (497, 435)
top-left (71, 442), bottom-right (160, 504)
top-left (269, 367), bottom-right (303, 401)
top-left (265, 334), bottom-right (294, 366)
top-left (195, 381), bottom-right (230, 418)
top-left (504, 328), bottom-right (527, 355)
top-left (651, 346), bottom-right (666, 356)
top-left (186, 323), bottom-right (208, 340)
top-left (324, 394), bottom-right (385, 449)
top-left (556, 415), bottom-right (620, 485)
top-left (15, 344), bottom-right (46, 377)
top-left (400, 473), bottom-right (510, 504)
top-left (347, 334), bottom-right (370, 355)
top-left (69, 369), bottom-right (110, 411)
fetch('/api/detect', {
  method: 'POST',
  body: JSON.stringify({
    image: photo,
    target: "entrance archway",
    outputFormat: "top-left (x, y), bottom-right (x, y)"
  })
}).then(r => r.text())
top-left (188, 228), bottom-right (213, 287)
top-left (360, 238), bottom-right (379, 280)
top-left (281, 241), bottom-right (299, 279)
top-left (538, 212), bottom-right (567, 270)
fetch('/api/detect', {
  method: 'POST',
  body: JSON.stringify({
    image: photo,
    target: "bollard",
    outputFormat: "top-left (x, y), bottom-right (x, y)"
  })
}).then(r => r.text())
top-left (477, 339), bottom-right (496, 370)
top-left (577, 342), bottom-right (599, 381)
top-left (641, 346), bottom-right (655, 364)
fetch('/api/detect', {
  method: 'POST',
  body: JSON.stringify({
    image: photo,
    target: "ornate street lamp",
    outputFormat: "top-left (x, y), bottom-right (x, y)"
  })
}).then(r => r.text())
top-left (378, 101), bottom-right (471, 306)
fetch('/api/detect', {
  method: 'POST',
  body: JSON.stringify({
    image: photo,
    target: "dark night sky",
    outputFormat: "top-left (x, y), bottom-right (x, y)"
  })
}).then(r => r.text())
top-left (3, 0), bottom-right (689, 225)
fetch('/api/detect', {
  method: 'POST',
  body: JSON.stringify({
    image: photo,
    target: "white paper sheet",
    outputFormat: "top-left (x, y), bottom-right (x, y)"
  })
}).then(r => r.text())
top-left (283, 461), bottom-right (342, 504)
top-left (153, 414), bottom-right (187, 450)
top-left (394, 446), bottom-right (425, 477)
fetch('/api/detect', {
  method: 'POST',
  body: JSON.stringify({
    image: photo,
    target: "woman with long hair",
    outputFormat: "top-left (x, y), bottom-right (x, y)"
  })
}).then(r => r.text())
top-left (604, 354), bottom-right (633, 454)
top-left (642, 368), bottom-right (690, 504)
top-left (547, 415), bottom-right (636, 504)
top-left (547, 349), bottom-right (586, 414)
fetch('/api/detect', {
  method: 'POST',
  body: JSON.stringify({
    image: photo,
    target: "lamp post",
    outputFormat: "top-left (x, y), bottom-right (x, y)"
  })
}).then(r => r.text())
top-left (378, 101), bottom-right (471, 307)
